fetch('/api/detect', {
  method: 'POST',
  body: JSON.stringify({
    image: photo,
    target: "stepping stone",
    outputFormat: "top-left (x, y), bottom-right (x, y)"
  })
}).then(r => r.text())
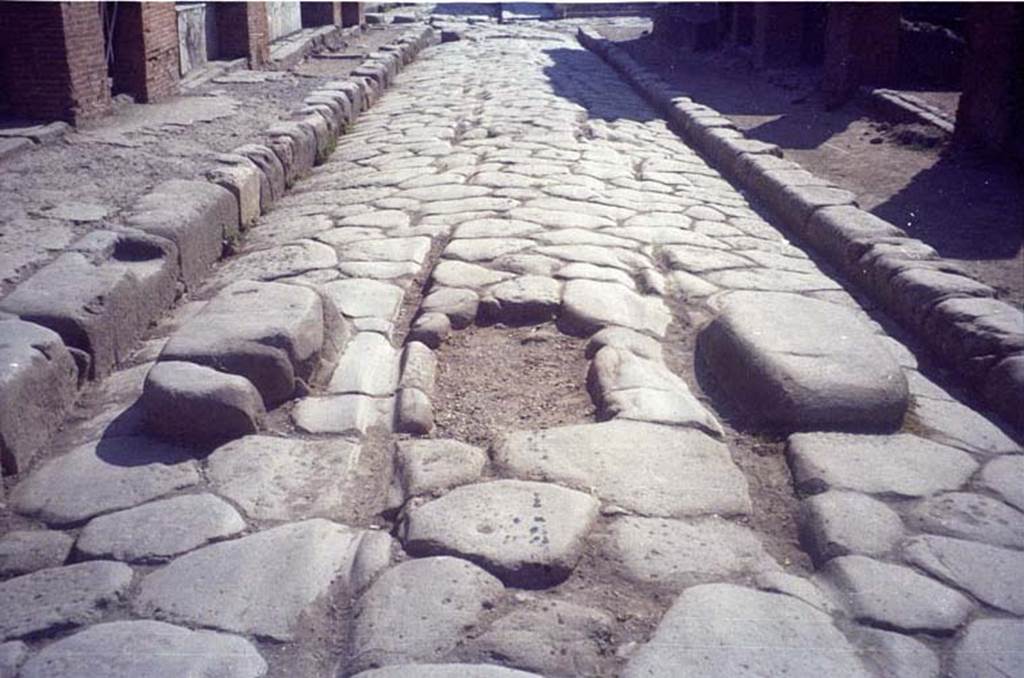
top-left (207, 435), bottom-right (360, 521)
top-left (700, 291), bottom-right (908, 431)
top-left (0, 561), bottom-right (133, 641)
top-left (980, 455), bottom-right (1024, 511)
top-left (852, 627), bottom-right (940, 678)
top-left (912, 396), bottom-right (1021, 456)
top-left (903, 535), bottom-right (1024, 615)
top-left (76, 493), bottom-right (245, 563)
top-left (623, 584), bottom-right (872, 677)
top-left (159, 280), bottom-right (329, 406)
top-left (399, 480), bottom-right (599, 588)
top-left (603, 516), bottom-right (779, 588)
top-left (292, 394), bottom-right (394, 435)
top-left (799, 491), bottom-right (904, 564)
top-left (952, 618), bottom-right (1024, 678)
top-left (787, 433), bottom-right (977, 497)
top-left (323, 278), bottom-right (404, 322)
top-left (561, 279), bottom-right (671, 337)
top-left (354, 665), bottom-right (539, 678)
top-left (134, 519), bottom-right (383, 641)
top-left (817, 555), bottom-right (973, 633)
top-left (17, 620), bottom-right (266, 678)
top-left (479, 275), bottom-right (561, 324)
top-left (495, 420), bottom-right (751, 518)
top-left (10, 437), bottom-right (200, 526)
top-left (0, 530), bottom-right (73, 577)
top-left (328, 332), bottom-right (400, 396)
top-left (396, 439), bottom-right (486, 498)
top-left (350, 557), bottom-right (504, 672)
top-left (908, 492), bottom-right (1024, 549)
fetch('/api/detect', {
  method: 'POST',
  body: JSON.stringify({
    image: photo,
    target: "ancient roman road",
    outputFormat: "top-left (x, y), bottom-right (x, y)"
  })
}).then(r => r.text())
top-left (1, 17), bottom-right (1022, 678)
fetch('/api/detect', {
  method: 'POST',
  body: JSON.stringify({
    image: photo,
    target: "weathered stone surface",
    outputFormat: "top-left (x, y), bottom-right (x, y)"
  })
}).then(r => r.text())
top-left (0, 319), bottom-right (78, 474)
top-left (432, 260), bottom-right (512, 289)
top-left (908, 492), bottom-right (1024, 548)
top-left (852, 627), bottom-right (941, 678)
top-left (0, 641), bottom-right (26, 678)
top-left (207, 154), bottom-right (263, 229)
top-left (235, 143), bottom-right (286, 210)
top-left (699, 291), bottom-right (908, 431)
top-left (18, 620), bottom-right (267, 678)
top-left (421, 287), bottom-right (479, 328)
top-left (160, 280), bottom-right (328, 406)
top-left (400, 480), bottom-right (599, 587)
top-left (135, 519), bottom-right (379, 640)
top-left (443, 238), bottom-right (534, 262)
top-left (495, 421), bottom-right (751, 517)
top-left (561, 279), bottom-right (671, 337)
top-left (141, 361), bottom-right (264, 442)
top-left (985, 354), bottom-right (1024, 431)
top-left (409, 312), bottom-right (451, 348)
top-left (0, 530), bottom-right (73, 577)
top-left (395, 387), bottom-right (433, 434)
top-left (323, 278), bottom-right (404, 322)
top-left (980, 454), bottom-right (1024, 511)
top-left (329, 332), bottom-right (400, 396)
top-left (787, 433), bottom-right (977, 497)
top-left (396, 439), bottom-right (487, 498)
top-left (479, 275), bottom-right (561, 324)
top-left (799, 491), bottom-right (904, 564)
top-left (343, 237), bottom-right (432, 263)
top-left (587, 326), bottom-right (664, 361)
top-left (351, 557), bottom-right (505, 671)
top-left (623, 584), bottom-right (871, 677)
top-left (76, 493), bottom-right (245, 563)
top-left (952, 618), bottom-right (1024, 678)
top-left (556, 262), bottom-right (637, 288)
top-left (903, 535), bottom-right (1024, 615)
top-left (818, 555), bottom-right (973, 633)
top-left (0, 561), bottom-right (133, 641)
top-left (213, 240), bottom-right (337, 284)
top-left (604, 516), bottom-right (778, 587)
top-left (11, 437), bottom-right (200, 526)
top-left (353, 666), bottom-right (539, 678)
top-left (292, 394), bottom-right (394, 436)
top-left (399, 341), bottom-right (436, 395)
top-left (912, 396), bottom-right (1021, 456)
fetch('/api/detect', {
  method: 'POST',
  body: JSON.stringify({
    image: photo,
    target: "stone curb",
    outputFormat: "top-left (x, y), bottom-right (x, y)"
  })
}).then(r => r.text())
top-left (0, 25), bottom-right (439, 478)
top-left (577, 27), bottom-right (1024, 434)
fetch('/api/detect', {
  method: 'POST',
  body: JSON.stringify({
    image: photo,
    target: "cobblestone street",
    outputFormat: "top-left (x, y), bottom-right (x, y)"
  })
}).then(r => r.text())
top-left (1, 12), bottom-right (1022, 678)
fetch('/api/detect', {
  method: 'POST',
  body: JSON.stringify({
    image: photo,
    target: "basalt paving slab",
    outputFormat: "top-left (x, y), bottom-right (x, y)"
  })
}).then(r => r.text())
top-left (952, 618), bottom-right (1024, 678)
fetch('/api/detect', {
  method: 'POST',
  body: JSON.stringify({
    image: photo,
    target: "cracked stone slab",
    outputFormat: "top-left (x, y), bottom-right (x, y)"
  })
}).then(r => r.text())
top-left (0, 561), bottom-right (134, 641)
top-left (350, 557), bottom-right (505, 672)
top-left (560, 279), bottom-right (671, 338)
top-left (495, 420), bottom-right (751, 518)
top-left (17, 620), bottom-right (267, 678)
top-left (76, 493), bottom-right (246, 563)
top-left (907, 492), bottom-right (1024, 549)
top-left (328, 332), bottom-right (400, 396)
top-left (10, 437), bottom-right (200, 526)
top-left (623, 583), bottom-right (871, 677)
top-left (699, 291), bottom-right (909, 432)
top-left (396, 438), bottom-right (486, 498)
top-left (0, 530), bottom-right (73, 577)
top-left (134, 519), bottom-right (378, 641)
top-left (952, 618), bottom-right (1024, 678)
top-left (399, 479), bottom-right (599, 587)
top-left (799, 490), bottom-right (905, 564)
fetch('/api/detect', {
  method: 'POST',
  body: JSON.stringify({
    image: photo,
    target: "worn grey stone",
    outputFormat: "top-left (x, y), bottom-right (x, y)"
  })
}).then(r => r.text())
top-left (799, 491), bottom-right (904, 564)
top-left (395, 387), bottom-right (433, 434)
top-left (903, 535), bottom-right (1024, 615)
top-left (18, 620), bottom-right (267, 678)
top-left (343, 237), bottom-right (432, 264)
top-left (818, 555), bottom-right (973, 633)
top-left (323, 278), bottom-right (404, 322)
top-left (235, 143), bottom-right (286, 210)
top-left (396, 439), bottom-right (487, 498)
top-left (351, 557), bottom-right (505, 671)
top-left (329, 332), bottom-right (400, 396)
top-left (0, 319), bottom-right (79, 474)
top-left (912, 396), bottom-right (1021, 456)
top-left (480, 276), bottom-right (561, 324)
top-left (400, 479), bottom-right (599, 587)
top-left (586, 326), bottom-right (663, 361)
top-left (0, 530), bottom-right (73, 577)
top-left (399, 341), bottom-right (436, 395)
top-left (11, 437), bottom-right (200, 526)
top-left (699, 292), bottom-right (908, 431)
top-left (556, 262), bottom-right (637, 288)
top-left (76, 493), bottom-right (245, 563)
top-left (852, 626), bottom-right (941, 678)
top-left (496, 420), bottom-right (751, 518)
top-left (604, 516), bottom-right (778, 588)
top-left (623, 584), bottom-right (871, 677)
top-left (0, 641), bottom-right (26, 678)
top-left (141, 361), bottom-right (264, 443)
top-left (985, 354), bottom-right (1024, 431)
top-left (292, 394), bottom-right (394, 436)
top-left (908, 492), bottom-right (1024, 549)
top-left (787, 433), bottom-right (978, 497)
top-left (432, 260), bottom-right (513, 289)
top-left (213, 240), bottom-right (337, 284)
top-left (979, 454), bottom-right (1024, 511)
top-left (443, 238), bottom-right (534, 262)
top-left (135, 519), bottom-right (380, 641)
top-left (0, 561), bottom-right (133, 641)
top-left (353, 666), bottom-right (539, 678)
top-left (207, 154), bottom-right (263, 229)
top-left (409, 312), bottom-right (451, 348)
top-left (561, 279), bottom-right (671, 337)
top-left (421, 287), bottom-right (480, 329)
top-left (952, 618), bottom-right (1024, 678)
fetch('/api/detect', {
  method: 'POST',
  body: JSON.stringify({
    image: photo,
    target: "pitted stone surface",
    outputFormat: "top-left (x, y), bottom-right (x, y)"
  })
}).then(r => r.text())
top-left (0, 530), bottom-right (73, 577)
top-left (17, 620), bottom-right (267, 678)
top-left (561, 279), bottom-right (671, 337)
top-left (799, 491), bottom-right (905, 563)
top-left (400, 479), bottom-right (599, 587)
top-left (907, 492), bottom-right (1024, 548)
top-left (396, 438), bottom-right (487, 497)
top-left (495, 421), bottom-right (751, 517)
top-left (903, 535), bottom-right (1024, 614)
top-left (699, 292), bottom-right (909, 431)
top-left (952, 619), bottom-right (1024, 678)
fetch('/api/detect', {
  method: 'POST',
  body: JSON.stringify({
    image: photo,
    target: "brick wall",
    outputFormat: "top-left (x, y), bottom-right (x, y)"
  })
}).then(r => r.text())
top-left (218, 2), bottom-right (270, 68)
top-left (109, 2), bottom-right (179, 103)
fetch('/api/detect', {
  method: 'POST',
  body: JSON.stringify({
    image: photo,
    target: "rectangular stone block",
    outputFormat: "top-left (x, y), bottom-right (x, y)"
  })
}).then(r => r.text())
top-left (266, 122), bottom-right (317, 187)
top-left (206, 154), bottom-right (263, 230)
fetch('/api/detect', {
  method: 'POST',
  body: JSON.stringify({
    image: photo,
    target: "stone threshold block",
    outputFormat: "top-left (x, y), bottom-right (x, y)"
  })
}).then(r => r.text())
top-left (0, 229), bottom-right (179, 381)
top-left (698, 291), bottom-right (909, 432)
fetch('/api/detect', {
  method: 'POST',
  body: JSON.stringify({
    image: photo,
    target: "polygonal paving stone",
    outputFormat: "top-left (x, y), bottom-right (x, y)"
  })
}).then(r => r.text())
top-left (323, 278), bottom-right (404, 322)
top-left (555, 262), bottom-right (637, 288)
top-left (76, 493), bottom-right (245, 563)
top-left (17, 620), bottom-right (267, 678)
top-left (395, 438), bottom-right (487, 498)
top-left (0, 561), bottom-right (133, 641)
top-left (479, 275), bottom-right (561, 324)
top-left (912, 396), bottom-right (1021, 456)
top-left (907, 492), bottom-right (1024, 548)
top-left (561, 279), bottom-right (671, 338)
top-left (443, 238), bottom-right (535, 262)
top-left (328, 332), bottom-right (400, 396)
top-left (852, 627), bottom-right (940, 678)
top-left (421, 287), bottom-right (480, 328)
top-left (952, 618), bottom-right (1024, 678)
top-left (399, 480), bottom-right (599, 588)
top-left (0, 530), bottom-right (73, 577)
top-left (979, 455), bottom-right (1024, 511)
top-left (495, 420), bottom-right (751, 518)
top-left (291, 394), bottom-right (394, 435)
top-left (432, 260), bottom-right (513, 289)
top-left (341, 237), bottom-right (432, 264)
top-left (799, 491), bottom-right (905, 564)
top-left (623, 584), bottom-right (872, 677)
top-left (0, 641), bottom-right (27, 678)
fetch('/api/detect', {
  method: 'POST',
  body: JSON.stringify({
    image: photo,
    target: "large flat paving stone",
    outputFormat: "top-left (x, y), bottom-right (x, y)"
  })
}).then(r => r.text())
top-left (799, 491), bottom-right (904, 564)
top-left (952, 618), bottom-right (1024, 678)
top-left (787, 433), bottom-right (977, 497)
top-left (399, 480), bottom-right (599, 588)
top-left (698, 291), bottom-right (909, 431)
top-left (912, 396), bottom-right (1021, 456)
top-left (76, 493), bottom-right (246, 563)
top-left (0, 530), bottom-right (73, 577)
top-left (212, 240), bottom-right (337, 284)
top-left (134, 519), bottom-right (380, 640)
top-left (206, 435), bottom-right (360, 521)
top-left (980, 454), bottom-right (1024, 511)
top-left (622, 583), bottom-right (872, 677)
top-left (0, 641), bottom-right (26, 678)
top-left (908, 492), bottom-right (1024, 549)
top-left (17, 620), bottom-right (267, 678)
top-left (396, 438), bottom-right (487, 498)
top-left (10, 437), bottom-right (200, 526)
top-left (350, 557), bottom-right (505, 672)
top-left (159, 280), bottom-right (328, 406)
top-left (560, 279), bottom-right (671, 337)
top-left (495, 420), bottom-right (751, 517)
top-left (0, 561), bottom-right (133, 641)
